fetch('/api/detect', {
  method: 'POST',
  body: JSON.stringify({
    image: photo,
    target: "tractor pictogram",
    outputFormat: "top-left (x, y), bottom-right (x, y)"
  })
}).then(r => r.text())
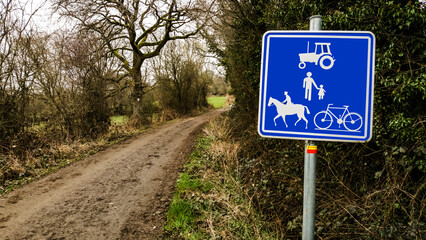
top-left (298, 42), bottom-right (335, 70)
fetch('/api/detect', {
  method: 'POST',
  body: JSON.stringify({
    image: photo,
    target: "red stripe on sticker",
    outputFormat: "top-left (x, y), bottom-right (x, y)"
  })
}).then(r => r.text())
top-left (307, 146), bottom-right (317, 154)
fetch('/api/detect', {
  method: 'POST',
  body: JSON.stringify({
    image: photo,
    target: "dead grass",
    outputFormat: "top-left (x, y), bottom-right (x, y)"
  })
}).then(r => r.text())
top-left (201, 116), bottom-right (275, 239)
top-left (164, 114), bottom-right (282, 239)
top-left (225, 94), bottom-right (235, 107)
top-left (0, 120), bottom-right (142, 195)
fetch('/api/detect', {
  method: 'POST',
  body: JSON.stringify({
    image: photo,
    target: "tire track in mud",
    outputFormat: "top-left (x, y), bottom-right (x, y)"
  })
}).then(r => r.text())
top-left (0, 109), bottom-right (223, 239)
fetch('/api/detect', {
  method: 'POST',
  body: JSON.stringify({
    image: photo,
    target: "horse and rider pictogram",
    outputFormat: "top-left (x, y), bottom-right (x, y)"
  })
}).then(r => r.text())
top-left (268, 96), bottom-right (309, 129)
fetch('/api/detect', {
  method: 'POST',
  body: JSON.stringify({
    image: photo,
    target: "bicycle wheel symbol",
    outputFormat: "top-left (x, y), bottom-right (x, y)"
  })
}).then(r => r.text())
top-left (343, 113), bottom-right (363, 131)
top-left (314, 111), bottom-right (333, 129)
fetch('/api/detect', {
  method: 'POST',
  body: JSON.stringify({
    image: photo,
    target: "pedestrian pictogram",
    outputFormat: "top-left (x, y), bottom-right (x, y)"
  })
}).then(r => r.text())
top-left (258, 31), bottom-right (375, 142)
top-left (303, 72), bottom-right (320, 101)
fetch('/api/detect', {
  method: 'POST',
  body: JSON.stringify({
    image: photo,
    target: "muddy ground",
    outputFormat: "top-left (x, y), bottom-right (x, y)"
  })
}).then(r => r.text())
top-left (0, 109), bottom-right (223, 239)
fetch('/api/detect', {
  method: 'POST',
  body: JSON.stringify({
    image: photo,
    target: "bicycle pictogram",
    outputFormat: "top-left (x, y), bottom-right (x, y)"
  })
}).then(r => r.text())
top-left (314, 104), bottom-right (363, 132)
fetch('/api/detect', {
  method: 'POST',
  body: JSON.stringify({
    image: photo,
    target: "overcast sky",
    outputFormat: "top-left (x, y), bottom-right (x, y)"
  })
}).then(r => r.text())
top-left (23, 0), bottom-right (67, 32)
top-left (24, 0), bottom-right (425, 32)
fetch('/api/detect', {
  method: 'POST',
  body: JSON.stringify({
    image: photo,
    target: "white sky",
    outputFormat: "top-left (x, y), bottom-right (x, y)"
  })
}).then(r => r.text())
top-left (23, 0), bottom-right (68, 33)
top-left (24, 0), bottom-right (425, 32)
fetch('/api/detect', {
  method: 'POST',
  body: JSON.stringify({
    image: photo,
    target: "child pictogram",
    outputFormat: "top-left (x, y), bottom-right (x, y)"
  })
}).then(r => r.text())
top-left (318, 85), bottom-right (326, 100)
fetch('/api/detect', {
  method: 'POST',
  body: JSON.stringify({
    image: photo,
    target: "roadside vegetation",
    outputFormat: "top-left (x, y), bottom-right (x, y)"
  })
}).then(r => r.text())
top-left (165, 110), bottom-right (424, 239)
top-left (164, 0), bottom-right (425, 239)
top-left (1, 116), bottom-right (144, 195)
top-left (163, 115), bottom-right (278, 239)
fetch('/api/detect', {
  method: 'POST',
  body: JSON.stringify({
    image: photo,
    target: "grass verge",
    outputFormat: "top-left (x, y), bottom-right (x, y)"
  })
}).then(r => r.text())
top-left (162, 114), bottom-right (278, 239)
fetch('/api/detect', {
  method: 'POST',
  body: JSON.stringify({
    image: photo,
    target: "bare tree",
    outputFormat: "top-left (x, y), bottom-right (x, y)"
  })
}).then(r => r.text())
top-left (52, 0), bottom-right (213, 121)
top-left (0, 0), bottom-right (40, 149)
top-left (153, 40), bottom-right (210, 114)
top-left (29, 30), bottom-right (114, 140)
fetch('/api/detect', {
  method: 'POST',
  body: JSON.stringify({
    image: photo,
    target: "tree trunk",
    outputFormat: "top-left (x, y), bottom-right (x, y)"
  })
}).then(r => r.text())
top-left (132, 71), bottom-right (144, 118)
top-left (131, 56), bottom-right (147, 124)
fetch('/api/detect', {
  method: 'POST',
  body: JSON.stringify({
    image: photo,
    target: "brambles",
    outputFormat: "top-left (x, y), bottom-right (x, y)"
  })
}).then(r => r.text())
top-left (200, 0), bottom-right (425, 238)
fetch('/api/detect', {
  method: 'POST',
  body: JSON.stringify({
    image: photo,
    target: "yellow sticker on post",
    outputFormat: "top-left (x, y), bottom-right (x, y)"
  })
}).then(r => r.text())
top-left (306, 145), bottom-right (317, 154)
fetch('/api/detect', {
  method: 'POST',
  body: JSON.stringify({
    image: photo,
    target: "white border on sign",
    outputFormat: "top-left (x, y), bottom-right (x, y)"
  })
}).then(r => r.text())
top-left (258, 31), bottom-right (375, 142)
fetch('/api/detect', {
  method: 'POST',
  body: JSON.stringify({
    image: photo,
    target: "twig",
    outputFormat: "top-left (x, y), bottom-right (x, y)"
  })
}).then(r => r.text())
top-left (342, 205), bottom-right (375, 237)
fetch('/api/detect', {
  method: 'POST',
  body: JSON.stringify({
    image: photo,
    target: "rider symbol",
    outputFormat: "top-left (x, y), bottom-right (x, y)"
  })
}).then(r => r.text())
top-left (282, 91), bottom-right (293, 105)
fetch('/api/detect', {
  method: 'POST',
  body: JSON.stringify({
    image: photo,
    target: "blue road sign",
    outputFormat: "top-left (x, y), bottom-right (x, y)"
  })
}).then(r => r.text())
top-left (258, 31), bottom-right (375, 142)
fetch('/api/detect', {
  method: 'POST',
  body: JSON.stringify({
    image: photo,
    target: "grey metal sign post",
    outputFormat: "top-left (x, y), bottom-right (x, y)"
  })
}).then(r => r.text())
top-left (303, 140), bottom-right (317, 240)
top-left (258, 13), bottom-right (375, 240)
top-left (302, 15), bottom-right (321, 240)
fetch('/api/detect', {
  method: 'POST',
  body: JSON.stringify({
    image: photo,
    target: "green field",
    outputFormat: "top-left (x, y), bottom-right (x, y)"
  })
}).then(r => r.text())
top-left (110, 115), bottom-right (129, 125)
top-left (207, 96), bottom-right (226, 109)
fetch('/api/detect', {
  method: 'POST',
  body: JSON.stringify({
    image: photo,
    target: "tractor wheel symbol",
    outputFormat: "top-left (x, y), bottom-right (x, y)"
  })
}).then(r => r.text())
top-left (319, 55), bottom-right (334, 70)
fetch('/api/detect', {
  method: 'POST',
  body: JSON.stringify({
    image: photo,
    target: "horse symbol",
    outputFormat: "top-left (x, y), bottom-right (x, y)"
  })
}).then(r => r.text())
top-left (268, 97), bottom-right (310, 129)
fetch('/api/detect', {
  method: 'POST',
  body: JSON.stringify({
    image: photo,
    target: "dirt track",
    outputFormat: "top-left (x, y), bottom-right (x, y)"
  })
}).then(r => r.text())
top-left (0, 109), bottom-right (223, 239)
